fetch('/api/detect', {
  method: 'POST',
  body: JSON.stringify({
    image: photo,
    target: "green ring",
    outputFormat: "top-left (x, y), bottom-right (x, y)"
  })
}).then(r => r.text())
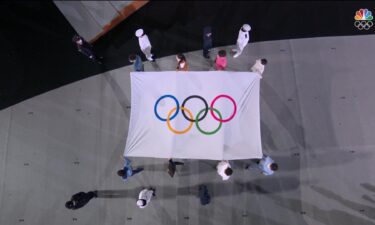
top-left (195, 107), bottom-right (222, 135)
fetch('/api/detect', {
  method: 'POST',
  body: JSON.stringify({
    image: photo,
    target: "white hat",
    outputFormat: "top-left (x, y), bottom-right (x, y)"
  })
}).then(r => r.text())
top-left (242, 24), bottom-right (251, 31)
top-left (135, 29), bottom-right (144, 37)
top-left (137, 199), bottom-right (146, 207)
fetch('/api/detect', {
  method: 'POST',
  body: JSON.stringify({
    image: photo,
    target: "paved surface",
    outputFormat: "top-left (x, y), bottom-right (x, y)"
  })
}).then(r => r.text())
top-left (0, 35), bottom-right (375, 225)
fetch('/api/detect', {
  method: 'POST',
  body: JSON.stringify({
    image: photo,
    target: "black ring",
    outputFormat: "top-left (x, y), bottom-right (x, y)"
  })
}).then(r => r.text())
top-left (181, 95), bottom-right (208, 122)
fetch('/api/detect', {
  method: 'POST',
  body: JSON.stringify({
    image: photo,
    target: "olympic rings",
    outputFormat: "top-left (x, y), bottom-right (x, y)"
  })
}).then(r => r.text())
top-left (154, 95), bottom-right (179, 121)
top-left (154, 94), bottom-right (237, 135)
top-left (210, 95), bottom-right (237, 122)
top-left (195, 107), bottom-right (222, 135)
top-left (182, 95), bottom-right (208, 122)
top-left (167, 107), bottom-right (194, 134)
top-left (354, 20), bottom-right (373, 30)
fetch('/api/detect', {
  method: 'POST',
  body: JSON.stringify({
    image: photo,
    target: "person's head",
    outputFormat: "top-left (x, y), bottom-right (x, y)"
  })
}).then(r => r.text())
top-left (72, 35), bottom-right (83, 45)
top-left (176, 53), bottom-right (186, 62)
top-left (218, 50), bottom-right (227, 57)
top-left (65, 201), bottom-right (74, 209)
top-left (135, 29), bottom-right (144, 37)
top-left (117, 169), bottom-right (125, 177)
top-left (270, 163), bottom-right (278, 171)
top-left (224, 167), bottom-right (233, 176)
top-left (128, 54), bottom-right (136, 63)
top-left (241, 24), bottom-right (251, 32)
top-left (137, 199), bottom-right (146, 207)
top-left (261, 58), bottom-right (268, 65)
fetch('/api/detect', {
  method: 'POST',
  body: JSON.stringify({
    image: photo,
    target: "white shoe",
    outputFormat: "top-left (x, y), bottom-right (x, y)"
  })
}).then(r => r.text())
top-left (233, 53), bottom-right (240, 58)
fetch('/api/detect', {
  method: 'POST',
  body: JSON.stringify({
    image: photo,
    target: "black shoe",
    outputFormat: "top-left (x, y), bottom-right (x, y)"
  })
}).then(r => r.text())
top-left (245, 164), bottom-right (250, 169)
top-left (150, 188), bottom-right (156, 197)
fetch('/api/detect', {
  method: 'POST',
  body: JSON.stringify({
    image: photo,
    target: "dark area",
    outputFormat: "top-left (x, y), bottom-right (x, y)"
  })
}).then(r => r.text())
top-left (1, 1), bottom-right (374, 110)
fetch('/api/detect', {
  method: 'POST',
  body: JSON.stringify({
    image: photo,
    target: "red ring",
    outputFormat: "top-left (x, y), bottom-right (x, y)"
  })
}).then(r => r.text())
top-left (210, 94), bottom-right (237, 122)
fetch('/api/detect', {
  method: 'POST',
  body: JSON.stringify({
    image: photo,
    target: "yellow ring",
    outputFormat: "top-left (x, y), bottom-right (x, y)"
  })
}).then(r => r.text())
top-left (166, 107), bottom-right (194, 134)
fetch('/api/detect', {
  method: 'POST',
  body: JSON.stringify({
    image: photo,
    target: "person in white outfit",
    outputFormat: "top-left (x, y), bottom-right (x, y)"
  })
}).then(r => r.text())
top-left (216, 160), bottom-right (233, 180)
top-left (251, 58), bottom-right (267, 76)
top-left (135, 29), bottom-right (154, 61)
top-left (137, 188), bottom-right (155, 208)
top-left (232, 24), bottom-right (251, 58)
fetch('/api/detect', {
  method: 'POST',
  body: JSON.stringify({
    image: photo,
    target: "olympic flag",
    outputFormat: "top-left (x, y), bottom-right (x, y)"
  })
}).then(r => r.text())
top-left (124, 71), bottom-right (263, 160)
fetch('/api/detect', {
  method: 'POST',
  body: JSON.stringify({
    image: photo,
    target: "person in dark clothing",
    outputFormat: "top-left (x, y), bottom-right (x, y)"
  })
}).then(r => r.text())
top-left (199, 185), bottom-right (211, 205)
top-left (65, 191), bottom-right (98, 210)
top-left (203, 26), bottom-right (213, 58)
top-left (167, 158), bottom-right (184, 177)
top-left (72, 34), bottom-right (102, 64)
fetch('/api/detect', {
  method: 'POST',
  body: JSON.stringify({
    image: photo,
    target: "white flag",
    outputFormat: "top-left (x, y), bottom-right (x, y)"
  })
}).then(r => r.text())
top-left (124, 71), bottom-right (262, 160)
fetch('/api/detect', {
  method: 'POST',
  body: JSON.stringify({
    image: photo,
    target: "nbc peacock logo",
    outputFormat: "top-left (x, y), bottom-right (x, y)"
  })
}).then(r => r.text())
top-left (354, 8), bottom-right (373, 30)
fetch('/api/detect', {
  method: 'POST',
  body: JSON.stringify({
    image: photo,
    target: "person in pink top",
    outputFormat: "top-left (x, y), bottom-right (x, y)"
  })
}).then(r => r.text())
top-left (215, 50), bottom-right (227, 70)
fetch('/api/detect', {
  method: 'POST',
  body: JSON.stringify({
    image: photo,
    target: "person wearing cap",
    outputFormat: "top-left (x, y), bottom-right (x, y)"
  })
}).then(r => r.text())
top-left (216, 160), bottom-right (233, 181)
top-left (245, 154), bottom-right (278, 176)
top-left (203, 26), bottom-right (213, 59)
top-left (72, 34), bottom-right (102, 64)
top-left (137, 188), bottom-right (155, 208)
top-left (251, 58), bottom-right (267, 76)
top-left (232, 24), bottom-right (251, 58)
top-left (135, 29), bottom-right (154, 62)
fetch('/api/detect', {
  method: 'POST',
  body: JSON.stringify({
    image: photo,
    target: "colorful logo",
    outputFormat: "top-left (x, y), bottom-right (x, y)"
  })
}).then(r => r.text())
top-left (354, 8), bottom-right (373, 21)
top-left (354, 9), bottom-right (373, 30)
top-left (154, 94), bottom-right (237, 135)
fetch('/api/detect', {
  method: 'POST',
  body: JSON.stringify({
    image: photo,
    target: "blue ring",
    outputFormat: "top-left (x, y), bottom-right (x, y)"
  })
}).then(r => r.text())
top-left (154, 95), bottom-right (180, 121)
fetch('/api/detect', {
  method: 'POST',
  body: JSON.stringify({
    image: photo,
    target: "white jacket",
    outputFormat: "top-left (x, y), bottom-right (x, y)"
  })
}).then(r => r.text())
top-left (236, 29), bottom-right (249, 49)
top-left (217, 161), bottom-right (231, 180)
top-left (138, 35), bottom-right (152, 50)
top-left (251, 59), bottom-right (265, 75)
top-left (138, 189), bottom-right (154, 208)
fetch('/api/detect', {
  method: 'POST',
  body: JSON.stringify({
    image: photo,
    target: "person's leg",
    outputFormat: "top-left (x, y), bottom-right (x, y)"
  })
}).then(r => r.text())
top-left (131, 168), bottom-right (144, 176)
top-left (203, 47), bottom-right (209, 58)
top-left (150, 188), bottom-right (156, 196)
top-left (143, 47), bottom-right (153, 61)
top-left (233, 43), bottom-right (243, 58)
top-left (245, 159), bottom-right (260, 169)
top-left (87, 191), bottom-right (96, 199)
top-left (91, 54), bottom-right (102, 64)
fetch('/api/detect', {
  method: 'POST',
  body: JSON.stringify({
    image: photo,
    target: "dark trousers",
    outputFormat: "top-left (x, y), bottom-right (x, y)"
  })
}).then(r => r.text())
top-left (203, 47), bottom-right (211, 58)
top-left (199, 185), bottom-right (210, 205)
top-left (131, 168), bottom-right (144, 176)
top-left (78, 47), bottom-right (102, 64)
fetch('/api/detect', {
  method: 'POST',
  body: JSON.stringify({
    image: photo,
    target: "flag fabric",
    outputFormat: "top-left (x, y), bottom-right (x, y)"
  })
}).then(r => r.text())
top-left (124, 71), bottom-right (262, 160)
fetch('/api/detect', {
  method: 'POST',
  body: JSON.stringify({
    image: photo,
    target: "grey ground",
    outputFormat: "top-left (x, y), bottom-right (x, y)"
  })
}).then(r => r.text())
top-left (0, 35), bottom-right (375, 225)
